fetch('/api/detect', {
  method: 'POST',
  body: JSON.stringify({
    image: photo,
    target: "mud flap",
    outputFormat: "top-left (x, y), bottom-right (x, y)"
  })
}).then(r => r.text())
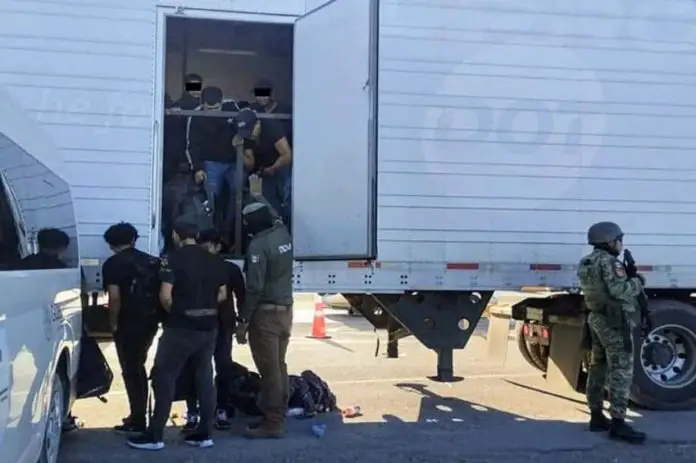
top-left (487, 306), bottom-right (512, 367)
top-left (546, 318), bottom-right (586, 394)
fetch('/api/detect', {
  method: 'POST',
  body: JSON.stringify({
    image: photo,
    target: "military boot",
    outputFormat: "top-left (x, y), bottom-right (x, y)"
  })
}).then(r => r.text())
top-left (609, 418), bottom-right (646, 444)
top-left (588, 409), bottom-right (611, 432)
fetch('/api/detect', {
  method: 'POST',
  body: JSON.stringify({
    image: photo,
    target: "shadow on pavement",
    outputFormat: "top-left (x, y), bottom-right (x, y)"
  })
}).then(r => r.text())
top-left (505, 379), bottom-right (588, 407)
top-left (58, 382), bottom-right (614, 463)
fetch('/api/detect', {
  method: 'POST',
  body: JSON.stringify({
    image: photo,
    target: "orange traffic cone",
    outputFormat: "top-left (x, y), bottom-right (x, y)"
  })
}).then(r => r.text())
top-left (307, 294), bottom-right (331, 339)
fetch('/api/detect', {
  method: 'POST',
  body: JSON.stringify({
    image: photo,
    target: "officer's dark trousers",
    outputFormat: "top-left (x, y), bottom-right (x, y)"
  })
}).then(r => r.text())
top-left (186, 327), bottom-right (234, 414)
top-left (149, 327), bottom-right (217, 441)
top-left (114, 323), bottom-right (158, 427)
top-left (248, 304), bottom-right (293, 426)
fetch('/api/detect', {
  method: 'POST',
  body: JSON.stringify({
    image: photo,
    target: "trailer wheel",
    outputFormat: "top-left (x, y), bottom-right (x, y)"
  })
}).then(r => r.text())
top-left (630, 299), bottom-right (696, 410)
top-left (515, 322), bottom-right (547, 372)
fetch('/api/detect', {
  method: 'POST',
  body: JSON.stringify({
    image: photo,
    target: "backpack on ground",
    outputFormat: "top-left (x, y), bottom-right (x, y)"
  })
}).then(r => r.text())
top-left (128, 255), bottom-right (163, 320)
top-left (75, 332), bottom-right (113, 401)
top-left (224, 362), bottom-right (263, 416)
top-left (301, 370), bottom-right (338, 413)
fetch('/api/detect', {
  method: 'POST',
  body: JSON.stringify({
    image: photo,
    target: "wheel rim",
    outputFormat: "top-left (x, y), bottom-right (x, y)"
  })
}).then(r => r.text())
top-left (44, 380), bottom-right (63, 463)
top-left (640, 324), bottom-right (696, 389)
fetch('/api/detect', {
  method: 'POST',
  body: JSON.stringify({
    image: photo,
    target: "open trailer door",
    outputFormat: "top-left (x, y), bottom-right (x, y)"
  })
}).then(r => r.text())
top-left (291, 0), bottom-right (378, 261)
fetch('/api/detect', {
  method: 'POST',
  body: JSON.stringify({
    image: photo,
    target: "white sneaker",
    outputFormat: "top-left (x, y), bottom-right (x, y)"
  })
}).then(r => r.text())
top-left (184, 433), bottom-right (214, 448)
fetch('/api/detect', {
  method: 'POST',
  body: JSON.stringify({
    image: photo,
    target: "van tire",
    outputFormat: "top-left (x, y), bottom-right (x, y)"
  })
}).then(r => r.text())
top-left (515, 322), bottom-right (547, 372)
top-left (38, 372), bottom-right (65, 463)
top-left (630, 299), bottom-right (696, 410)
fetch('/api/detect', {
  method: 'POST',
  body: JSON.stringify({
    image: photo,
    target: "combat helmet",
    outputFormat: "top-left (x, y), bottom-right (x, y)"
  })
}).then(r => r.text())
top-left (587, 221), bottom-right (623, 245)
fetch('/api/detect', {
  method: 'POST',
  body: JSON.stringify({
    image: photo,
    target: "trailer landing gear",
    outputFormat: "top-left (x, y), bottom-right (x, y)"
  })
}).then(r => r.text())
top-left (371, 291), bottom-right (493, 382)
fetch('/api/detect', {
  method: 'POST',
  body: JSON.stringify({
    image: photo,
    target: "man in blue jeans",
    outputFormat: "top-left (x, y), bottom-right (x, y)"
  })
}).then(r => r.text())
top-left (182, 230), bottom-right (246, 432)
top-left (234, 108), bottom-right (292, 224)
top-left (188, 86), bottom-right (242, 237)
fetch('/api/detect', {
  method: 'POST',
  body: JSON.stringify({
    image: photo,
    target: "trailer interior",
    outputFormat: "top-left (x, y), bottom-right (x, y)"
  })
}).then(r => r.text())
top-left (161, 17), bottom-right (293, 257)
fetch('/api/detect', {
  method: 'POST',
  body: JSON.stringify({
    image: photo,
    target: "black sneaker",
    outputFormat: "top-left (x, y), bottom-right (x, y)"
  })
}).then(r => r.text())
top-left (214, 410), bottom-right (231, 431)
top-left (180, 413), bottom-right (199, 434)
top-left (127, 433), bottom-right (165, 451)
top-left (184, 433), bottom-right (214, 448)
top-left (114, 421), bottom-right (146, 436)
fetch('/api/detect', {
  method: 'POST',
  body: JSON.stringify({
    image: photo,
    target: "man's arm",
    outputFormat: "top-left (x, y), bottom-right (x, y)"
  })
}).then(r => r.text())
top-left (270, 137), bottom-right (292, 170)
top-left (599, 255), bottom-right (642, 300)
top-left (106, 285), bottom-right (121, 330)
top-left (267, 121), bottom-right (291, 171)
top-left (102, 259), bottom-right (121, 331)
top-left (238, 243), bottom-right (267, 321)
top-left (228, 262), bottom-right (246, 308)
top-left (187, 119), bottom-right (204, 173)
top-left (159, 258), bottom-right (175, 311)
top-left (237, 142), bottom-right (255, 171)
top-left (217, 284), bottom-right (228, 304)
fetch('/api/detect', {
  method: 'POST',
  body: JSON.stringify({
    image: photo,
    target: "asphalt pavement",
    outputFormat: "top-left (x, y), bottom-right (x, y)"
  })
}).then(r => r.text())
top-left (59, 303), bottom-right (696, 462)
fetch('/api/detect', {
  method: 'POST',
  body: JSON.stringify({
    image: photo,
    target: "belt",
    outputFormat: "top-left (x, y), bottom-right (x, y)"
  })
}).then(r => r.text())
top-left (258, 303), bottom-right (291, 311)
top-left (184, 308), bottom-right (218, 317)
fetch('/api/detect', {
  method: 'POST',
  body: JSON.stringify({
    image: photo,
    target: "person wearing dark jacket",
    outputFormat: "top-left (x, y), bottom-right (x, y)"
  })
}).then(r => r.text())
top-left (234, 201), bottom-right (293, 439)
top-left (161, 89), bottom-right (207, 254)
top-left (175, 73), bottom-right (203, 110)
top-left (182, 230), bottom-right (246, 432)
top-left (189, 86), bottom-right (239, 237)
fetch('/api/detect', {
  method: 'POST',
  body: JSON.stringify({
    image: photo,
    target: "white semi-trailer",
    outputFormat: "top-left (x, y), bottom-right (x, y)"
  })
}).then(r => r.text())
top-left (1, 0), bottom-right (696, 410)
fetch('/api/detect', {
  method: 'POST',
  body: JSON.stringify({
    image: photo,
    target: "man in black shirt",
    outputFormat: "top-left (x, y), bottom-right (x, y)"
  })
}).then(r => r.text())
top-left (128, 220), bottom-right (228, 451)
top-left (182, 230), bottom-right (246, 432)
top-left (189, 87), bottom-right (241, 237)
top-left (234, 108), bottom-right (292, 223)
top-left (101, 223), bottom-right (160, 435)
top-left (18, 228), bottom-right (69, 269)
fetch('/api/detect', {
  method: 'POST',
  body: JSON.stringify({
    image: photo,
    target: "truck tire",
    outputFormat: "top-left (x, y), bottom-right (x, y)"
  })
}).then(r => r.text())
top-left (38, 372), bottom-right (66, 463)
top-left (515, 322), bottom-right (547, 372)
top-left (630, 299), bottom-right (696, 410)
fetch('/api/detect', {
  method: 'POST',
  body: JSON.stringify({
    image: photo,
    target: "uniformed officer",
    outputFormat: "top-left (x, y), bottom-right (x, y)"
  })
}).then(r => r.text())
top-left (234, 201), bottom-right (293, 439)
top-left (577, 221), bottom-right (646, 444)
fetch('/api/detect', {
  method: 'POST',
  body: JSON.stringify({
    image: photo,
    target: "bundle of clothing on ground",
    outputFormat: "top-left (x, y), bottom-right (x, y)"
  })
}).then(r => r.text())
top-left (173, 361), bottom-right (339, 418)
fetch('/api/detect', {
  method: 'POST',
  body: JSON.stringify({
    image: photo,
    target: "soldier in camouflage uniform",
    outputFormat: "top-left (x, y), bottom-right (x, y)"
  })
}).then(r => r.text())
top-left (577, 221), bottom-right (647, 444)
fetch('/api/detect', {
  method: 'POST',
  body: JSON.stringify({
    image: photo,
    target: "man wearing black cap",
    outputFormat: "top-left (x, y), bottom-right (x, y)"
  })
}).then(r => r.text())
top-left (188, 86), bottom-right (239, 235)
top-left (234, 201), bottom-right (294, 438)
top-left (234, 108), bottom-right (292, 221)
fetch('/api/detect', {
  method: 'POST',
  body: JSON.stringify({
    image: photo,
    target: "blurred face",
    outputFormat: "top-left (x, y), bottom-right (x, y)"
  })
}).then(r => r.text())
top-left (203, 102), bottom-right (221, 111)
top-left (613, 238), bottom-right (623, 254)
top-left (255, 95), bottom-right (271, 107)
top-left (185, 80), bottom-right (202, 99)
top-left (254, 86), bottom-right (272, 108)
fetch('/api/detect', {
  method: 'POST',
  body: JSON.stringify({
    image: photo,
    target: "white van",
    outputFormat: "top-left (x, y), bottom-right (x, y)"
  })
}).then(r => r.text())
top-left (0, 91), bottom-right (82, 463)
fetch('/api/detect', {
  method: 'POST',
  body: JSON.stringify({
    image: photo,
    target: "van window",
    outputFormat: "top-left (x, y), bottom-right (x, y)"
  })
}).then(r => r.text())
top-left (0, 133), bottom-right (79, 270)
top-left (0, 174), bottom-right (22, 269)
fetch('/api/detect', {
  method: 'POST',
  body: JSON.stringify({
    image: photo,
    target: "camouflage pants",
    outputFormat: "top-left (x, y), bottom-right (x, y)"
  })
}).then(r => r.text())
top-left (585, 312), bottom-right (634, 419)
